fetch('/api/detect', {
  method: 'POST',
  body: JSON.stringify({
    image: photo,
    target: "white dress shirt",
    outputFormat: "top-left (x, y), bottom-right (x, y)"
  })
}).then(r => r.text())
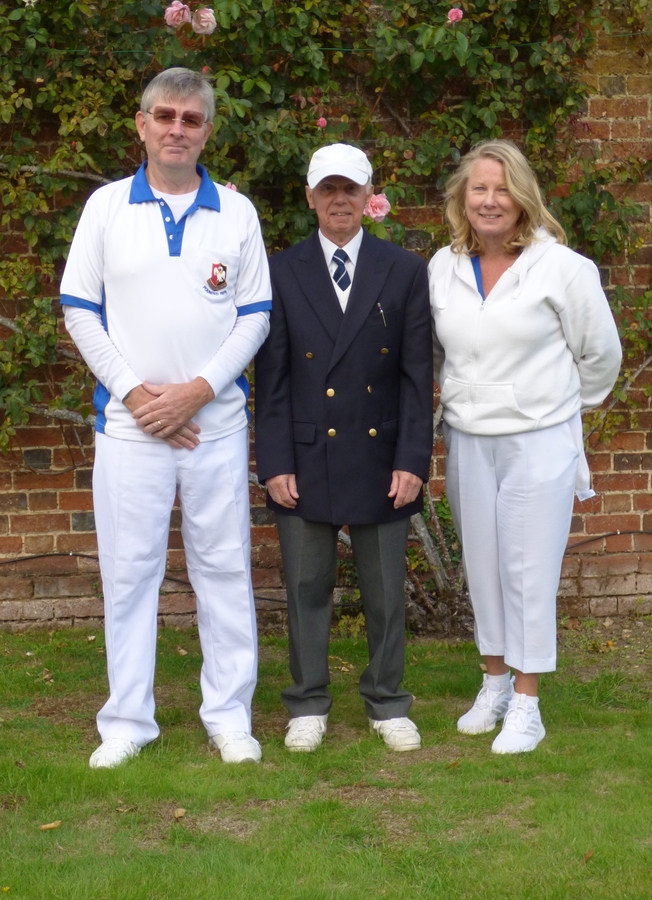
top-left (318, 228), bottom-right (364, 312)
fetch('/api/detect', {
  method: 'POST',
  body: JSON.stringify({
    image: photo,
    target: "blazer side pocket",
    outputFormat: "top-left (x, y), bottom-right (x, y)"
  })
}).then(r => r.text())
top-left (292, 421), bottom-right (316, 443)
top-left (382, 419), bottom-right (399, 443)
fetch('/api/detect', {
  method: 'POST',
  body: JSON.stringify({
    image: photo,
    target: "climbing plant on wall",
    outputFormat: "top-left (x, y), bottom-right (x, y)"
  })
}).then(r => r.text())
top-left (0, 0), bottom-right (650, 453)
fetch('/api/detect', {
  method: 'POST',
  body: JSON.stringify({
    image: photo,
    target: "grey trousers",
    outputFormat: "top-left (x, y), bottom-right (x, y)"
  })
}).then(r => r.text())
top-left (275, 514), bottom-right (413, 721)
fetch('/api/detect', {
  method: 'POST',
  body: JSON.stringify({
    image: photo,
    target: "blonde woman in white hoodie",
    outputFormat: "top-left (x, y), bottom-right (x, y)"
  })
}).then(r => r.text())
top-left (428, 140), bottom-right (621, 753)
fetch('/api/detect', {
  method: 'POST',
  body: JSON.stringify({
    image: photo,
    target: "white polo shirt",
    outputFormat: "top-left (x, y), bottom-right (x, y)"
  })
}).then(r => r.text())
top-left (60, 164), bottom-right (272, 441)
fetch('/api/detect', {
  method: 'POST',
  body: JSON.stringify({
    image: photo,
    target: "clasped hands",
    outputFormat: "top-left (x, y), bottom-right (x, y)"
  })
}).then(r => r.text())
top-left (267, 469), bottom-right (423, 510)
top-left (123, 378), bottom-right (214, 450)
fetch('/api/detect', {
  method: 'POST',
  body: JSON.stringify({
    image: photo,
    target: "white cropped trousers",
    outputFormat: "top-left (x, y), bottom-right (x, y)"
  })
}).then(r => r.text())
top-left (93, 427), bottom-right (257, 746)
top-left (444, 417), bottom-right (580, 673)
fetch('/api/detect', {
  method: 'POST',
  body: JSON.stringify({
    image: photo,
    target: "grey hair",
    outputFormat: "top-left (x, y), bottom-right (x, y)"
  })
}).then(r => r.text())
top-left (140, 68), bottom-right (215, 123)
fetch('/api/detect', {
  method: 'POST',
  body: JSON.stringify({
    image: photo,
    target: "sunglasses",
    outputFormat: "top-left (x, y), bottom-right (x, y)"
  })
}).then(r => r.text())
top-left (146, 108), bottom-right (207, 130)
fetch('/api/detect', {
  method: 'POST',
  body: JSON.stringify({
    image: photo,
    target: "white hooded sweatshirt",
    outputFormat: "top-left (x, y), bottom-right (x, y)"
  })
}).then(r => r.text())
top-left (428, 228), bottom-right (622, 438)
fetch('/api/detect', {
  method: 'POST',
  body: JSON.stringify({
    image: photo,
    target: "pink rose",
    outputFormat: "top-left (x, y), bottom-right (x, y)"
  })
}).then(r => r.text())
top-left (317, 117), bottom-right (328, 129)
top-left (191, 8), bottom-right (217, 35)
top-left (447, 7), bottom-right (463, 22)
top-left (364, 193), bottom-right (391, 223)
top-left (224, 182), bottom-right (238, 191)
top-left (164, 1), bottom-right (191, 28)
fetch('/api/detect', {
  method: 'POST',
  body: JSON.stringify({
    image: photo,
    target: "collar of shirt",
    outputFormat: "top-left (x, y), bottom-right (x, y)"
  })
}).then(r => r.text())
top-left (129, 162), bottom-right (221, 212)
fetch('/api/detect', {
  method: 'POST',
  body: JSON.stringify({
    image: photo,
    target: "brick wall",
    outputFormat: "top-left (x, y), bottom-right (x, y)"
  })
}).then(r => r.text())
top-left (1, 27), bottom-right (650, 630)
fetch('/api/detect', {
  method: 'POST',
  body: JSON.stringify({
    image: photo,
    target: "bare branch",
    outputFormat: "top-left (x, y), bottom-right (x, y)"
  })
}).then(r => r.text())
top-left (0, 315), bottom-right (19, 333)
top-left (29, 404), bottom-right (96, 427)
top-left (584, 354), bottom-right (652, 442)
top-left (410, 511), bottom-right (449, 592)
top-left (0, 162), bottom-right (111, 185)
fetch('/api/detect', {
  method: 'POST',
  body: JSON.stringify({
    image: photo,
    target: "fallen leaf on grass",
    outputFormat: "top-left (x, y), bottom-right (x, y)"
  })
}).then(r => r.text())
top-left (176, 647), bottom-right (188, 657)
top-left (39, 821), bottom-right (61, 831)
top-left (584, 850), bottom-right (593, 863)
top-left (562, 618), bottom-right (581, 630)
top-left (602, 618), bottom-right (613, 628)
top-left (87, 635), bottom-right (96, 642)
top-left (14, 760), bottom-right (25, 769)
top-left (116, 806), bottom-right (134, 813)
top-left (2, 887), bottom-right (9, 893)
top-left (174, 808), bottom-right (186, 819)
top-left (447, 761), bottom-right (460, 769)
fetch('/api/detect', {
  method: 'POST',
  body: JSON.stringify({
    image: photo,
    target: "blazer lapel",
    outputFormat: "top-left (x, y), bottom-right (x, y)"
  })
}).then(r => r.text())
top-left (328, 230), bottom-right (394, 373)
top-left (288, 230), bottom-right (343, 344)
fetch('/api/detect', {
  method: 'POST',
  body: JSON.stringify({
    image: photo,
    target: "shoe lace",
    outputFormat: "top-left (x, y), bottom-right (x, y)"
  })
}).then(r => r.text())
top-left (101, 737), bottom-right (135, 750)
top-left (288, 718), bottom-right (323, 735)
top-left (503, 697), bottom-right (534, 733)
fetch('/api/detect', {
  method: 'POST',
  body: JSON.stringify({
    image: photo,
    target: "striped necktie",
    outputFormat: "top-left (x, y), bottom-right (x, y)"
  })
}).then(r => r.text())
top-left (332, 248), bottom-right (351, 291)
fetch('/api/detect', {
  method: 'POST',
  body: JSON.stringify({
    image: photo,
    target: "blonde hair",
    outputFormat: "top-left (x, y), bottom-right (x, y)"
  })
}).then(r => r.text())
top-left (444, 140), bottom-right (567, 255)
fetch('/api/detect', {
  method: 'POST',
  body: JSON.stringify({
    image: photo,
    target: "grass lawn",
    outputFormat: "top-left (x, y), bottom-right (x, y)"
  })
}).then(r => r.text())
top-left (1, 617), bottom-right (651, 899)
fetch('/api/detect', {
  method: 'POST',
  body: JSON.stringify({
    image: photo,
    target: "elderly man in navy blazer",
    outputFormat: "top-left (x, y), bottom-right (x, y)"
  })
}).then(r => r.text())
top-left (255, 143), bottom-right (433, 752)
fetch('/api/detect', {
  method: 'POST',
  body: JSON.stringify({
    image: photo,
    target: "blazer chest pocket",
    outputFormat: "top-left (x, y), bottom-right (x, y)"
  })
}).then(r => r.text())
top-left (293, 421), bottom-right (316, 444)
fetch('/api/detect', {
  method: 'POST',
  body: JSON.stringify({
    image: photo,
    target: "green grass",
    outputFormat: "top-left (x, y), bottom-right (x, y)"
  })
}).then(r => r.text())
top-left (1, 624), bottom-right (652, 899)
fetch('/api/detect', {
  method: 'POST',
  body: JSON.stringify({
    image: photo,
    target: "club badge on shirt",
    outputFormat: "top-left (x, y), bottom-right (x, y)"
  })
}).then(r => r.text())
top-left (206, 262), bottom-right (228, 292)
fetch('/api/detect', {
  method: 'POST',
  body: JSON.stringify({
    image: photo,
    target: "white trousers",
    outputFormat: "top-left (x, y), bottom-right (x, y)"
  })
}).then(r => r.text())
top-left (93, 427), bottom-right (257, 746)
top-left (444, 418), bottom-right (579, 673)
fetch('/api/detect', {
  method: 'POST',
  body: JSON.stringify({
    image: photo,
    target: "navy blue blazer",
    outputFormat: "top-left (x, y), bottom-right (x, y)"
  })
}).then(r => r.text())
top-left (254, 228), bottom-right (433, 525)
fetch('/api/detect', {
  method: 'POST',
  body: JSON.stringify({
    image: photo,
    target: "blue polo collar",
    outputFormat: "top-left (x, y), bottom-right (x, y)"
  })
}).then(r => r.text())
top-left (129, 162), bottom-right (220, 212)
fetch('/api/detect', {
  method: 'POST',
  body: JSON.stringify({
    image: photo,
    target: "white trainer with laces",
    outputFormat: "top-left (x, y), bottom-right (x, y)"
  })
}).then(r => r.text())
top-left (491, 693), bottom-right (545, 754)
top-left (209, 732), bottom-right (262, 763)
top-left (89, 737), bottom-right (140, 769)
top-left (369, 717), bottom-right (421, 752)
top-left (285, 715), bottom-right (328, 752)
top-left (457, 674), bottom-right (515, 734)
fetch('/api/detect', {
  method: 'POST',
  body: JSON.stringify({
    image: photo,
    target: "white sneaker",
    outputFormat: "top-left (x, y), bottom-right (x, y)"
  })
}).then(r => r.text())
top-left (89, 737), bottom-right (140, 769)
top-left (369, 717), bottom-right (421, 752)
top-left (285, 715), bottom-right (328, 752)
top-left (457, 674), bottom-right (515, 735)
top-left (209, 732), bottom-right (262, 763)
top-left (491, 693), bottom-right (545, 754)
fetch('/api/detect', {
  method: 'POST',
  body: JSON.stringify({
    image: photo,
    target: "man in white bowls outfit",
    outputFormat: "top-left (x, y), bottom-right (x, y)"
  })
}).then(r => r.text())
top-left (60, 68), bottom-right (272, 768)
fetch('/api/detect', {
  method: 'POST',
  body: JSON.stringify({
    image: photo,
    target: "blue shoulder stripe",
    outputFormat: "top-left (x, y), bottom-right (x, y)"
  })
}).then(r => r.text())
top-left (236, 300), bottom-right (272, 316)
top-left (60, 294), bottom-right (102, 313)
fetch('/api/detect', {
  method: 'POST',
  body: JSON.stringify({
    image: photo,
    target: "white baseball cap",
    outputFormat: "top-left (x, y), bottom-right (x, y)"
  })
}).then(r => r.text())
top-left (307, 143), bottom-right (373, 189)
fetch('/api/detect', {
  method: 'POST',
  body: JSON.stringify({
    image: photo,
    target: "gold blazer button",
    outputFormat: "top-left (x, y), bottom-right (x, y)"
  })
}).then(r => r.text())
top-left (380, 347), bottom-right (389, 355)
top-left (305, 352), bottom-right (314, 359)
top-left (328, 428), bottom-right (336, 437)
top-left (326, 388), bottom-right (335, 397)
top-left (368, 428), bottom-right (377, 437)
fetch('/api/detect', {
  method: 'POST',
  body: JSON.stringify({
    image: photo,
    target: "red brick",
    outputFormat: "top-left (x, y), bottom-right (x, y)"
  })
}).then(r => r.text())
top-left (12, 427), bottom-right (65, 448)
top-left (558, 578), bottom-right (579, 599)
top-left (10, 512), bottom-right (71, 534)
top-left (14, 471), bottom-right (74, 490)
top-left (634, 494), bottom-right (652, 511)
top-left (582, 554), bottom-right (639, 577)
top-left (29, 492), bottom-right (58, 511)
top-left (0, 576), bottom-right (32, 601)
top-left (589, 98), bottom-right (649, 118)
top-left (55, 533), bottom-right (98, 552)
top-left (59, 491), bottom-right (94, 511)
top-left (603, 493), bottom-right (632, 512)
top-left (250, 526), bottom-right (279, 545)
top-left (24, 536), bottom-right (55, 554)
top-left (614, 453), bottom-right (642, 471)
top-left (602, 432), bottom-right (645, 451)
top-left (573, 120), bottom-right (611, 140)
top-left (52, 448), bottom-right (91, 468)
top-left (611, 121), bottom-right (640, 139)
top-left (592, 474), bottom-right (648, 491)
top-left (167, 531), bottom-right (184, 550)
top-left (255, 545), bottom-right (284, 567)
top-left (586, 452), bottom-right (612, 472)
top-left (1, 555), bottom-right (78, 576)
top-left (53, 597), bottom-right (104, 618)
top-left (635, 534), bottom-right (652, 552)
top-left (561, 557), bottom-right (580, 577)
top-left (33, 575), bottom-right (97, 599)
top-left (605, 534), bottom-right (634, 552)
top-left (0, 493), bottom-right (27, 512)
top-left (618, 595), bottom-right (652, 615)
top-left (585, 514), bottom-right (641, 534)
top-left (252, 568), bottom-right (281, 588)
top-left (166, 550), bottom-right (187, 569)
top-left (0, 537), bottom-right (24, 555)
